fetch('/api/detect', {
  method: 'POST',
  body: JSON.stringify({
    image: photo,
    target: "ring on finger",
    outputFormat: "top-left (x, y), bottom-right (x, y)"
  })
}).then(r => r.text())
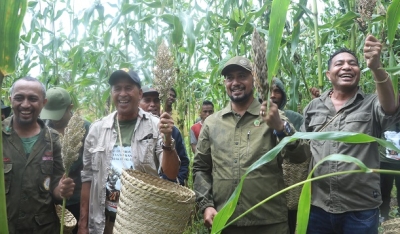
top-left (163, 123), bottom-right (168, 128)
top-left (260, 110), bottom-right (265, 116)
top-left (369, 46), bottom-right (371, 51)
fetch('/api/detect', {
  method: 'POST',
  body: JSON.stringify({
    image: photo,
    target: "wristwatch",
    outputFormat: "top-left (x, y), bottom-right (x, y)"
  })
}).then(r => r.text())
top-left (273, 121), bottom-right (292, 138)
top-left (162, 138), bottom-right (176, 151)
top-left (282, 121), bottom-right (292, 136)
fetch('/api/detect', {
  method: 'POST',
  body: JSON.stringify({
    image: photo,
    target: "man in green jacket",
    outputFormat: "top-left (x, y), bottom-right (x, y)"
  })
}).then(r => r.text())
top-left (3, 77), bottom-right (75, 234)
top-left (193, 56), bottom-right (308, 233)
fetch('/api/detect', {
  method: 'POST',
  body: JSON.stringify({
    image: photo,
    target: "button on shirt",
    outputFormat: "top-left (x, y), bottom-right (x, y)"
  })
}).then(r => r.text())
top-left (302, 89), bottom-right (400, 213)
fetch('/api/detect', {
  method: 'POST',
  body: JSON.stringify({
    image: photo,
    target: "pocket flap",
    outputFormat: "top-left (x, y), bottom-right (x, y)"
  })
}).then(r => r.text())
top-left (345, 113), bottom-right (370, 123)
top-left (88, 146), bottom-right (105, 153)
top-left (4, 163), bottom-right (12, 173)
top-left (309, 115), bottom-right (327, 127)
top-left (34, 212), bottom-right (58, 226)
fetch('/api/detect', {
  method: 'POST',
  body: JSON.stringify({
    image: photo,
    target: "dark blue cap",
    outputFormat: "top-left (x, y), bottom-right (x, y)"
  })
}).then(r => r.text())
top-left (109, 68), bottom-right (141, 88)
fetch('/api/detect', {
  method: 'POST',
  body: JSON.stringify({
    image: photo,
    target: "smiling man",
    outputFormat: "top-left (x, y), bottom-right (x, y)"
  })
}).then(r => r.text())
top-left (193, 56), bottom-right (308, 233)
top-left (302, 35), bottom-right (399, 233)
top-left (3, 77), bottom-right (75, 234)
top-left (78, 69), bottom-right (180, 234)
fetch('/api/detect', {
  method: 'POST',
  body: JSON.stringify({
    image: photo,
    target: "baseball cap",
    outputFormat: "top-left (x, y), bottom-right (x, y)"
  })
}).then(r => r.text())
top-left (109, 68), bottom-right (141, 88)
top-left (221, 56), bottom-right (252, 76)
top-left (142, 86), bottom-right (159, 95)
top-left (40, 87), bottom-right (71, 121)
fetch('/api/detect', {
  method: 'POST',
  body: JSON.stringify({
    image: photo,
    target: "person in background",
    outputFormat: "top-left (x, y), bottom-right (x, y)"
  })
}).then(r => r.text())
top-left (379, 122), bottom-right (400, 221)
top-left (164, 88), bottom-right (177, 116)
top-left (190, 100), bottom-right (214, 153)
top-left (193, 56), bottom-right (308, 233)
top-left (4, 77), bottom-right (75, 233)
top-left (139, 86), bottom-right (189, 186)
top-left (1, 100), bottom-right (11, 120)
top-left (40, 87), bottom-right (90, 234)
top-left (302, 35), bottom-right (399, 233)
top-left (78, 69), bottom-right (180, 234)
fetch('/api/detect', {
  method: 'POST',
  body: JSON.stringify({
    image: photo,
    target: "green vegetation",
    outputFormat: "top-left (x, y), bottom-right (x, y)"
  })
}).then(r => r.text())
top-left (2, 0), bottom-right (400, 233)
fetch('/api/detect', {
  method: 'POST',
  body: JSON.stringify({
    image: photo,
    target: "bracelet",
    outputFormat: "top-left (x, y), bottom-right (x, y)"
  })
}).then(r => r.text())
top-left (374, 72), bottom-right (390, 84)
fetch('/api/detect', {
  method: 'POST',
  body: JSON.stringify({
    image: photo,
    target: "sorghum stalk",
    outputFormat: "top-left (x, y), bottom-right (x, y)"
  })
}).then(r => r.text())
top-left (59, 113), bottom-right (85, 234)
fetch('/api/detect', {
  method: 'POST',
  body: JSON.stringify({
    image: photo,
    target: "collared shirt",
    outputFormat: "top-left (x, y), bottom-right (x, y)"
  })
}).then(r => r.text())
top-left (190, 121), bottom-right (203, 145)
top-left (193, 99), bottom-right (308, 226)
top-left (302, 88), bottom-right (400, 213)
top-left (81, 108), bottom-right (164, 234)
top-left (3, 117), bottom-right (64, 233)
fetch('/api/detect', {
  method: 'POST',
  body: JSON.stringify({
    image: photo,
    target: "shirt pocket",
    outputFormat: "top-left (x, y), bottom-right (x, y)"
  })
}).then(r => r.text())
top-left (4, 163), bottom-right (12, 194)
top-left (88, 147), bottom-right (104, 172)
top-left (137, 138), bottom-right (156, 164)
top-left (41, 160), bottom-right (53, 175)
top-left (344, 112), bottom-right (371, 135)
top-left (309, 115), bottom-right (327, 146)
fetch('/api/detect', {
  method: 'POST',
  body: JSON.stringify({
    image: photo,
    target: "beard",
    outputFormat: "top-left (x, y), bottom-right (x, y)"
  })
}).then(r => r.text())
top-left (15, 115), bottom-right (35, 126)
top-left (228, 87), bottom-right (253, 103)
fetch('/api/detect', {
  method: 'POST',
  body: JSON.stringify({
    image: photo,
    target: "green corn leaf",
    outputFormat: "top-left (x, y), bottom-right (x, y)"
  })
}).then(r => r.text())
top-left (266, 0), bottom-right (290, 81)
top-left (160, 14), bottom-right (183, 45)
top-left (386, 0), bottom-right (400, 45)
top-left (332, 11), bottom-right (358, 28)
top-left (0, 0), bottom-right (28, 76)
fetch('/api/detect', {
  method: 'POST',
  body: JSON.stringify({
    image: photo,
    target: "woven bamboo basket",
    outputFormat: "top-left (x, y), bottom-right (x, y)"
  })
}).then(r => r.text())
top-left (113, 169), bottom-right (196, 234)
top-left (55, 204), bottom-right (77, 234)
top-left (282, 157), bottom-right (311, 210)
top-left (382, 218), bottom-right (400, 234)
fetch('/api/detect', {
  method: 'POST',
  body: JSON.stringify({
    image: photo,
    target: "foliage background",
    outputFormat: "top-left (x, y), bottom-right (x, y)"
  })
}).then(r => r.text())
top-left (4, 0), bottom-right (399, 127)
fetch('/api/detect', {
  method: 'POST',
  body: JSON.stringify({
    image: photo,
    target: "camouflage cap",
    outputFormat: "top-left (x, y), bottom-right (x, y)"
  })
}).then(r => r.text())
top-left (221, 56), bottom-right (252, 76)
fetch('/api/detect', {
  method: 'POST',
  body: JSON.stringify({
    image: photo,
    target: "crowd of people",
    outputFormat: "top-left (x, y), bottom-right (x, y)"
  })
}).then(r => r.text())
top-left (2, 34), bottom-right (400, 234)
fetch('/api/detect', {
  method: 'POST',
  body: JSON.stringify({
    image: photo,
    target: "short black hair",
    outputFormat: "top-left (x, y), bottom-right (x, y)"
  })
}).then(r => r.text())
top-left (170, 88), bottom-right (177, 98)
top-left (202, 100), bottom-right (214, 108)
top-left (10, 76), bottom-right (46, 98)
top-left (327, 48), bottom-right (359, 69)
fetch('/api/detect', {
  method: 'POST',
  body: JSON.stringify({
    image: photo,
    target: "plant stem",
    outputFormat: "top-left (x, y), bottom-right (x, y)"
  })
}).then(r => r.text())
top-left (311, 0), bottom-right (323, 89)
top-left (0, 73), bottom-right (9, 234)
top-left (60, 171), bottom-right (69, 234)
top-left (60, 198), bottom-right (66, 234)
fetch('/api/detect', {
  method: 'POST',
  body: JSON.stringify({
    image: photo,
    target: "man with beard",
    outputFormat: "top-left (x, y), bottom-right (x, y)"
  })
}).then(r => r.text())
top-left (40, 87), bottom-right (91, 234)
top-left (78, 69), bottom-right (180, 234)
top-left (193, 56), bottom-right (308, 233)
top-left (302, 35), bottom-right (399, 233)
top-left (139, 86), bottom-right (189, 185)
top-left (3, 77), bottom-right (75, 233)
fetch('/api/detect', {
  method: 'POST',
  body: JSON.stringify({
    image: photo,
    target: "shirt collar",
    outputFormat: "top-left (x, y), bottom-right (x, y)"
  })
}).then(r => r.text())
top-left (221, 99), bottom-right (261, 117)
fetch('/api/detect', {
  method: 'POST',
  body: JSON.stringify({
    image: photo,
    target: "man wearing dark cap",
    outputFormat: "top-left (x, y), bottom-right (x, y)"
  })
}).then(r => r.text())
top-left (41, 87), bottom-right (90, 234)
top-left (78, 69), bottom-right (180, 234)
top-left (193, 56), bottom-right (308, 233)
top-left (139, 86), bottom-right (189, 186)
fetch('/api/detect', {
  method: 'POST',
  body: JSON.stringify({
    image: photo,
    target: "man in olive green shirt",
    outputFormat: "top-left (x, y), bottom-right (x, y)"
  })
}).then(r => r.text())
top-left (193, 56), bottom-right (308, 233)
top-left (3, 77), bottom-right (75, 234)
top-left (302, 35), bottom-right (399, 233)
